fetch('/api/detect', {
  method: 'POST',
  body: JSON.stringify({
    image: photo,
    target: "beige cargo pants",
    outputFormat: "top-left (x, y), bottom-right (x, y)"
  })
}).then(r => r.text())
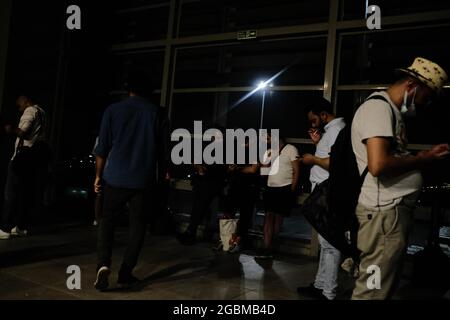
top-left (351, 202), bottom-right (414, 300)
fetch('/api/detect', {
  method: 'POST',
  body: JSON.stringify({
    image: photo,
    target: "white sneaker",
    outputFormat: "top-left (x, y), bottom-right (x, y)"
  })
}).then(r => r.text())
top-left (0, 229), bottom-right (11, 240)
top-left (11, 226), bottom-right (28, 237)
top-left (93, 220), bottom-right (98, 227)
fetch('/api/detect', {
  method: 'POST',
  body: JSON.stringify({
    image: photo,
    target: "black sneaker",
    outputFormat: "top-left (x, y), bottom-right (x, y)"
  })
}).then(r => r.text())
top-left (94, 266), bottom-right (111, 291)
top-left (177, 231), bottom-right (196, 245)
top-left (297, 283), bottom-right (327, 300)
top-left (117, 272), bottom-right (140, 288)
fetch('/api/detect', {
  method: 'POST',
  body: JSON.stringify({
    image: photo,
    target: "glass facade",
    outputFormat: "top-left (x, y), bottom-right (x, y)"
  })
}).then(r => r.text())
top-left (108, 0), bottom-right (450, 243)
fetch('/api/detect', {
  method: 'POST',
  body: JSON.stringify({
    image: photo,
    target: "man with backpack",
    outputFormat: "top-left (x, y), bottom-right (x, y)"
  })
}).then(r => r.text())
top-left (351, 57), bottom-right (449, 299)
top-left (297, 98), bottom-right (345, 300)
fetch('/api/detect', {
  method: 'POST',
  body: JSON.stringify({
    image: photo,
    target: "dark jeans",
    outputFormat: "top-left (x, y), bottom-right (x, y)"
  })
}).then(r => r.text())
top-left (94, 192), bottom-right (103, 223)
top-left (1, 160), bottom-right (47, 231)
top-left (224, 183), bottom-right (258, 242)
top-left (97, 184), bottom-right (151, 272)
top-left (187, 177), bottom-right (223, 235)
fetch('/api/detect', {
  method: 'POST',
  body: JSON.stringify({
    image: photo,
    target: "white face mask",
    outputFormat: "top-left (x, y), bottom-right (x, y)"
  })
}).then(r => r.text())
top-left (401, 87), bottom-right (417, 117)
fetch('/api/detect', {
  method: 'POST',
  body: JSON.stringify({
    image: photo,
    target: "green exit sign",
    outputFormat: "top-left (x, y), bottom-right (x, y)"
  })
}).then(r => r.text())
top-left (237, 30), bottom-right (257, 40)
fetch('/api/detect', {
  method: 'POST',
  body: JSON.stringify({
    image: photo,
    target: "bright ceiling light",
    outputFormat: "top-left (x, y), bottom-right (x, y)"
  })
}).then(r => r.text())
top-left (257, 80), bottom-right (274, 91)
top-left (257, 81), bottom-right (268, 90)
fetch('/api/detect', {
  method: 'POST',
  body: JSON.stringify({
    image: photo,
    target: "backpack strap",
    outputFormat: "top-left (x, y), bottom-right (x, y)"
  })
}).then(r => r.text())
top-left (364, 95), bottom-right (397, 138)
top-left (35, 106), bottom-right (46, 137)
top-left (361, 167), bottom-right (369, 183)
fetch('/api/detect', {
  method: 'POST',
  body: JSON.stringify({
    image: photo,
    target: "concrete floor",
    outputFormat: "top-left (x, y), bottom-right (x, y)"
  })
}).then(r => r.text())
top-left (0, 225), bottom-right (447, 300)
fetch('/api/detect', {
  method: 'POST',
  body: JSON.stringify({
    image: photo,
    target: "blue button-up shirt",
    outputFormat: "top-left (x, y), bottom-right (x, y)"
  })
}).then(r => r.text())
top-left (94, 96), bottom-right (159, 189)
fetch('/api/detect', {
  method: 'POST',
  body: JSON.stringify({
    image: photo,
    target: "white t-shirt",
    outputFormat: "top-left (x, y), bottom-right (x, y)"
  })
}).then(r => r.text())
top-left (264, 144), bottom-right (299, 187)
top-left (13, 105), bottom-right (46, 159)
top-left (351, 91), bottom-right (422, 210)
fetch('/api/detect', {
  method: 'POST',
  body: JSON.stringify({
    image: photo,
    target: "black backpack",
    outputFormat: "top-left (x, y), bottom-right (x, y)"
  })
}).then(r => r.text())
top-left (301, 94), bottom-right (396, 259)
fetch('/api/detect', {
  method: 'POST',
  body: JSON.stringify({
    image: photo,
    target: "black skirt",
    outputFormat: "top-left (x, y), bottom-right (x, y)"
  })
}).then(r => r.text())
top-left (263, 185), bottom-right (295, 216)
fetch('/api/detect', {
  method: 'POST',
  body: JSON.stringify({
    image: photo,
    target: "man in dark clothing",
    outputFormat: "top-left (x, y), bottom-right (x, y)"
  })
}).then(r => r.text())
top-left (177, 128), bottom-right (227, 245)
top-left (0, 94), bottom-right (49, 239)
top-left (93, 72), bottom-right (159, 291)
top-left (177, 162), bottom-right (227, 245)
top-left (147, 105), bottom-right (172, 234)
top-left (224, 163), bottom-right (259, 253)
top-left (224, 141), bottom-right (260, 253)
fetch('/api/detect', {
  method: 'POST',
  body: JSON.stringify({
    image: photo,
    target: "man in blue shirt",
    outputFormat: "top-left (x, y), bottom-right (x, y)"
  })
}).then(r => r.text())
top-left (297, 98), bottom-right (345, 300)
top-left (93, 71), bottom-right (159, 291)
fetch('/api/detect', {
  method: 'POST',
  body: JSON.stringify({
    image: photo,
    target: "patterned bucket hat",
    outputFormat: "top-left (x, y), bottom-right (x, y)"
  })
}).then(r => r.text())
top-left (396, 57), bottom-right (448, 93)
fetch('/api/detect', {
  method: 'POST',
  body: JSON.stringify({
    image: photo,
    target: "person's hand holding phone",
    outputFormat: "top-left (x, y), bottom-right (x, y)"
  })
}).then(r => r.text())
top-left (418, 144), bottom-right (450, 162)
top-left (428, 144), bottom-right (450, 160)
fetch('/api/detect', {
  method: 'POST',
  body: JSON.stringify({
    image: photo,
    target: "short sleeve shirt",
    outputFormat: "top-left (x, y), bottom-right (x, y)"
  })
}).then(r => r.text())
top-left (94, 96), bottom-right (159, 189)
top-left (351, 91), bottom-right (423, 210)
top-left (264, 144), bottom-right (299, 187)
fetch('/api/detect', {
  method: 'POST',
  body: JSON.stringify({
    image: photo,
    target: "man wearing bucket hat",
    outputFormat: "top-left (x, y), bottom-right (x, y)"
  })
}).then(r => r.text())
top-left (350, 57), bottom-right (450, 299)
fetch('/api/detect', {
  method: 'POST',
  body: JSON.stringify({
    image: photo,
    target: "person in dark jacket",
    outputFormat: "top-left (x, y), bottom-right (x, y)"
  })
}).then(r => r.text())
top-left (93, 71), bottom-right (159, 291)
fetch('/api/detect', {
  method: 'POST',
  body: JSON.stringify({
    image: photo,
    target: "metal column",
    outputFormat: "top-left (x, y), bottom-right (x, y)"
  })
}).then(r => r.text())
top-left (323, 0), bottom-right (339, 103)
top-left (160, 0), bottom-right (177, 108)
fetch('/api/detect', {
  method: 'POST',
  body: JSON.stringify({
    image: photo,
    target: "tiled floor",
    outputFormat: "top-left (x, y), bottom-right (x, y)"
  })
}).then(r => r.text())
top-left (0, 225), bottom-right (447, 300)
top-left (0, 224), bottom-right (326, 300)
